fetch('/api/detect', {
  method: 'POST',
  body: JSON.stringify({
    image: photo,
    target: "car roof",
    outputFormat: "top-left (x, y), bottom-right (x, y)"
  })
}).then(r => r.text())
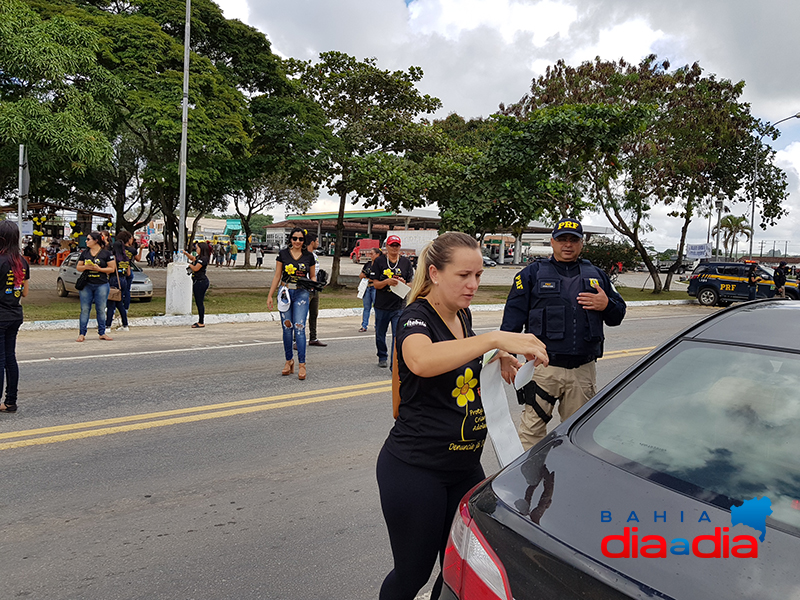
top-left (682, 299), bottom-right (800, 352)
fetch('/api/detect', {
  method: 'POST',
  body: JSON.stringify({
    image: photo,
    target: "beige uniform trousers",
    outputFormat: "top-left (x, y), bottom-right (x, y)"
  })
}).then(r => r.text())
top-left (518, 361), bottom-right (597, 451)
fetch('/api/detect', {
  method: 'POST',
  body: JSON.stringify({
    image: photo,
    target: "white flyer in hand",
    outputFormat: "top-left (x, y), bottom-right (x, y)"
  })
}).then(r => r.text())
top-left (480, 352), bottom-right (525, 468)
top-left (389, 280), bottom-right (411, 298)
top-left (514, 360), bottom-right (536, 390)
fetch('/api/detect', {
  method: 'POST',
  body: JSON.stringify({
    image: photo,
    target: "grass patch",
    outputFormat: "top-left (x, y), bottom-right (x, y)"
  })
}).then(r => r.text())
top-left (23, 282), bottom-right (690, 322)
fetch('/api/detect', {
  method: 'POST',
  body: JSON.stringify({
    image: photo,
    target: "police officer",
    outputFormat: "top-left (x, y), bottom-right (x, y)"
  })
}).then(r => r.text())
top-left (774, 261), bottom-right (788, 298)
top-left (500, 218), bottom-right (626, 450)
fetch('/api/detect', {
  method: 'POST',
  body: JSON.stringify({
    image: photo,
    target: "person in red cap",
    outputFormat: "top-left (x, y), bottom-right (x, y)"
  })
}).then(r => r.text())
top-left (369, 235), bottom-right (414, 368)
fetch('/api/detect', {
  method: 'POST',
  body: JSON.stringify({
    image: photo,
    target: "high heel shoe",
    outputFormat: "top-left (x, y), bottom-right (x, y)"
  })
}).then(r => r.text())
top-left (281, 360), bottom-right (294, 376)
top-left (298, 363), bottom-right (306, 380)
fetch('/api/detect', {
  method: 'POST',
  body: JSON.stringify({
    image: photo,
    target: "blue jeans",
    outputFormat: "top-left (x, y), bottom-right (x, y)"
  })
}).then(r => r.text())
top-left (280, 288), bottom-right (310, 364)
top-left (361, 285), bottom-right (376, 329)
top-left (0, 319), bottom-right (22, 407)
top-left (374, 307), bottom-right (402, 365)
top-left (124, 273), bottom-right (133, 310)
top-left (79, 282), bottom-right (109, 336)
top-left (193, 278), bottom-right (209, 324)
top-left (107, 276), bottom-right (130, 328)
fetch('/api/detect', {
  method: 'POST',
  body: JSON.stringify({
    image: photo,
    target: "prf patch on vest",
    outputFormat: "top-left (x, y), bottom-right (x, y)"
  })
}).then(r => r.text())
top-left (589, 278), bottom-right (599, 288)
top-left (515, 275), bottom-right (523, 290)
top-left (540, 281), bottom-right (556, 290)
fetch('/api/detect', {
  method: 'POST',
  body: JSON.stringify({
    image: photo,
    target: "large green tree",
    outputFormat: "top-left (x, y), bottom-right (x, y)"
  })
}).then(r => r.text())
top-left (504, 56), bottom-right (788, 292)
top-left (0, 0), bottom-right (119, 200)
top-left (288, 51), bottom-right (442, 285)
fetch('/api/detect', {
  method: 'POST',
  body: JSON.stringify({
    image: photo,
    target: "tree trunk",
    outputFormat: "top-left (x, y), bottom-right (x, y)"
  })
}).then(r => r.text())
top-left (664, 200), bottom-right (694, 292)
top-left (329, 189), bottom-right (348, 287)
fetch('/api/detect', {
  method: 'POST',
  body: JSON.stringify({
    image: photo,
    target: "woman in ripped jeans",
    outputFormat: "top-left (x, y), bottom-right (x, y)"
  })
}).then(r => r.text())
top-left (267, 227), bottom-right (316, 381)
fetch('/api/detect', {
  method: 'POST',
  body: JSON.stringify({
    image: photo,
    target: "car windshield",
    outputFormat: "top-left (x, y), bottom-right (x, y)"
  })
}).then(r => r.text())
top-left (576, 341), bottom-right (800, 536)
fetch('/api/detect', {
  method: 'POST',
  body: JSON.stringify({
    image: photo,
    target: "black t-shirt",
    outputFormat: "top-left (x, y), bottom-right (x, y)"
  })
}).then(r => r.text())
top-left (277, 248), bottom-right (315, 284)
top-left (192, 256), bottom-right (209, 281)
top-left (384, 298), bottom-right (486, 471)
top-left (121, 245), bottom-right (138, 275)
top-left (78, 248), bottom-right (114, 284)
top-left (0, 255), bottom-right (29, 322)
top-left (369, 254), bottom-right (414, 311)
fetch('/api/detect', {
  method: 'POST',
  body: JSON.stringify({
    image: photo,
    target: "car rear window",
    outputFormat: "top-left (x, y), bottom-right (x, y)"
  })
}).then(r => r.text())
top-left (576, 341), bottom-right (800, 536)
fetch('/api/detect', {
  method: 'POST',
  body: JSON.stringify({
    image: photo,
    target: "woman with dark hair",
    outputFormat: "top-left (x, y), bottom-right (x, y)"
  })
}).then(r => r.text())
top-left (105, 239), bottom-right (130, 332)
top-left (376, 232), bottom-right (548, 600)
top-left (0, 221), bottom-right (29, 413)
top-left (183, 241), bottom-right (211, 328)
top-left (116, 230), bottom-right (140, 312)
top-left (267, 227), bottom-right (316, 380)
top-left (747, 263), bottom-right (762, 301)
top-left (77, 231), bottom-right (116, 342)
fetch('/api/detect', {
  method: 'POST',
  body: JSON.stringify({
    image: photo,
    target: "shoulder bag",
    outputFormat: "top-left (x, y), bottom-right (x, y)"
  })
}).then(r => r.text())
top-left (108, 270), bottom-right (122, 302)
top-left (75, 270), bottom-right (89, 290)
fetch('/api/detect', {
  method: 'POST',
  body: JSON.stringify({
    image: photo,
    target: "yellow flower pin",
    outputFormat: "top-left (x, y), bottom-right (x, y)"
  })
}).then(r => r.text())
top-left (452, 367), bottom-right (478, 407)
top-left (285, 264), bottom-right (297, 275)
top-left (383, 268), bottom-right (395, 278)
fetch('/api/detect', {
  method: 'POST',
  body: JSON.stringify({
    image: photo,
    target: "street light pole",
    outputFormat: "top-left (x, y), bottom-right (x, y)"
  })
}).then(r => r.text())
top-left (749, 111), bottom-right (800, 258)
top-left (714, 199), bottom-right (724, 259)
top-left (177, 0), bottom-right (191, 255)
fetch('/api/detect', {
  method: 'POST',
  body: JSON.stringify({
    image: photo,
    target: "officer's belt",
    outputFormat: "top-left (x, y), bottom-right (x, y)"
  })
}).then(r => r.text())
top-left (548, 354), bottom-right (595, 369)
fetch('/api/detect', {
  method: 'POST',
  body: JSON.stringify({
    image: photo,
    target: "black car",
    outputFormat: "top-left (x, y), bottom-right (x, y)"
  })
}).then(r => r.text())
top-left (440, 299), bottom-right (800, 600)
top-left (687, 261), bottom-right (798, 306)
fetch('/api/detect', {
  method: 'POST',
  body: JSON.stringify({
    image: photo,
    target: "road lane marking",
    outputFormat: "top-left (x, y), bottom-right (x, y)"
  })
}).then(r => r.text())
top-left (600, 346), bottom-right (655, 360)
top-left (0, 381), bottom-right (391, 450)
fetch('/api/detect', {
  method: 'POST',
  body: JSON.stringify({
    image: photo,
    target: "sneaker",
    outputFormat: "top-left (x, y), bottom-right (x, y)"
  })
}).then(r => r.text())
top-left (309, 339), bottom-right (327, 347)
top-left (359, 327), bottom-right (368, 332)
top-left (120, 326), bottom-right (130, 332)
top-left (378, 360), bottom-right (388, 368)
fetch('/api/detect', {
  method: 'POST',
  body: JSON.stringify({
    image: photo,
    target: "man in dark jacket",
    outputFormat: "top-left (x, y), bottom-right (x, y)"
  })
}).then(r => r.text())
top-left (501, 218), bottom-right (627, 450)
top-left (774, 261), bottom-right (788, 298)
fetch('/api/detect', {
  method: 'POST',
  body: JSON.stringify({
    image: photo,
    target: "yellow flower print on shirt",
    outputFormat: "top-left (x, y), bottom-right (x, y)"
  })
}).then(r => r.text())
top-left (452, 368), bottom-right (478, 407)
top-left (383, 268), bottom-right (395, 278)
top-left (285, 264), bottom-right (297, 275)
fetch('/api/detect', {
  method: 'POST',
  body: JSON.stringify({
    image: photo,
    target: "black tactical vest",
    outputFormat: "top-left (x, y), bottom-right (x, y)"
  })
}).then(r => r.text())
top-left (526, 260), bottom-right (605, 357)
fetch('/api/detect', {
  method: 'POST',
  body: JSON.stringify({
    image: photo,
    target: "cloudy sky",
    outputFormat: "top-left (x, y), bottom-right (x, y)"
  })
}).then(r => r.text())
top-left (216, 0), bottom-right (800, 254)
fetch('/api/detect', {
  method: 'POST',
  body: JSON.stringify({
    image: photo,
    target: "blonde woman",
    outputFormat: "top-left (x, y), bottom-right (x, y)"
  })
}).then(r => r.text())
top-left (376, 232), bottom-right (548, 600)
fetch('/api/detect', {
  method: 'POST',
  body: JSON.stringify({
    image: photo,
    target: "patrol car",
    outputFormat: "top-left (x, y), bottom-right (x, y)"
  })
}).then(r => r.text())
top-left (687, 261), bottom-right (798, 306)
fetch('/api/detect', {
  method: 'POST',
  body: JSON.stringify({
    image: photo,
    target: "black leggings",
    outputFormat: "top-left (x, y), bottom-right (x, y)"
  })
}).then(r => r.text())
top-left (376, 446), bottom-right (485, 600)
top-left (193, 278), bottom-right (209, 324)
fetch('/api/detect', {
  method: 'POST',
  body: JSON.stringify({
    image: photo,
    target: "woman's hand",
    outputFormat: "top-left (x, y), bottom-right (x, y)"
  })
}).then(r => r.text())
top-left (493, 331), bottom-right (549, 368)
top-left (267, 296), bottom-right (274, 311)
top-left (499, 353), bottom-right (522, 385)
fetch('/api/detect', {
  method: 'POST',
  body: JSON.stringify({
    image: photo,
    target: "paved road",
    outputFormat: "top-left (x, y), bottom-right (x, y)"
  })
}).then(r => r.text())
top-left (1, 305), bottom-right (711, 599)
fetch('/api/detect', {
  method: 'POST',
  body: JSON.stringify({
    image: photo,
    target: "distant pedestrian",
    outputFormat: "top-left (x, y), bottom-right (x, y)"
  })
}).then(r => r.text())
top-left (359, 247), bottom-right (380, 332)
top-left (255, 246), bottom-right (263, 268)
top-left (230, 243), bottom-right (238, 267)
top-left (304, 233), bottom-right (327, 347)
top-left (184, 242), bottom-right (211, 328)
top-left (267, 228), bottom-right (316, 380)
top-left (0, 221), bottom-right (29, 413)
top-left (76, 231), bottom-right (116, 342)
top-left (747, 263), bottom-right (762, 301)
top-left (774, 261), bottom-right (788, 298)
top-left (224, 243), bottom-right (232, 267)
top-left (105, 239), bottom-right (130, 332)
top-left (369, 235), bottom-right (413, 369)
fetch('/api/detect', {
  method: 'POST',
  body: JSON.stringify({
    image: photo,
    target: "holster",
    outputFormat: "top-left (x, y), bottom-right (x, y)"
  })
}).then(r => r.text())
top-left (516, 381), bottom-right (557, 424)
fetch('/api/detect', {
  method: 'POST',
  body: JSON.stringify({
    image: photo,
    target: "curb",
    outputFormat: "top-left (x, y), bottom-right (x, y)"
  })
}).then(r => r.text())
top-left (20, 300), bottom-right (697, 332)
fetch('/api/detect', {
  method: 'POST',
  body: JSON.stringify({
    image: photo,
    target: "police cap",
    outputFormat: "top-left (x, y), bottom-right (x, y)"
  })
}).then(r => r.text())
top-left (552, 218), bottom-right (584, 239)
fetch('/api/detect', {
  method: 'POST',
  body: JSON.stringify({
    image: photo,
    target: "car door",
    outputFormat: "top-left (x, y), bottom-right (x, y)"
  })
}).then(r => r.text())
top-left (717, 266), bottom-right (747, 300)
top-left (60, 253), bottom-right (80, 291)
top-left (757, 267), bottom-right (776, 298)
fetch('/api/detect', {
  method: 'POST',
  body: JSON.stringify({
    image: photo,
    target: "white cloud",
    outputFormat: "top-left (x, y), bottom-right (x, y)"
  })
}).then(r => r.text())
top-left (408, 0), bottom-right (577, 46)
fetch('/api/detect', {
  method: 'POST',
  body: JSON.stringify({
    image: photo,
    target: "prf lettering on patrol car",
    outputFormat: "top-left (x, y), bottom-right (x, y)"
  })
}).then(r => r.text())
top-left (557, 221), bottom-right (580, 231)
top-left (720, 283), bottom-right (736, 291)
top-left (515, 274), bottom-right (523, 290)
